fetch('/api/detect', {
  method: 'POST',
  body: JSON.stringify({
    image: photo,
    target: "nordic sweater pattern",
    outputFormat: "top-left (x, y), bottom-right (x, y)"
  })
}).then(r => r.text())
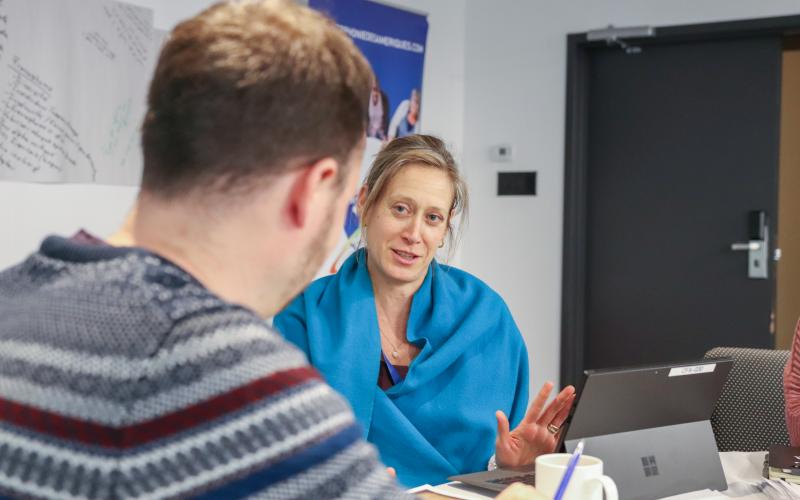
top-left (0, 236), bottom-right (406, 499)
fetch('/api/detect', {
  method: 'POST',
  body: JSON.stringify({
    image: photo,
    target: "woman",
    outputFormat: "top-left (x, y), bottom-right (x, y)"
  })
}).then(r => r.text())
top-left (275, 135), bottom-right (574, 486)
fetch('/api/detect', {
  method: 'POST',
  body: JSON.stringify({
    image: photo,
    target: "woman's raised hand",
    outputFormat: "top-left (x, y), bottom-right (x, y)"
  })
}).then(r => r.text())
top-left (494, 382), bottom-right (576, 468)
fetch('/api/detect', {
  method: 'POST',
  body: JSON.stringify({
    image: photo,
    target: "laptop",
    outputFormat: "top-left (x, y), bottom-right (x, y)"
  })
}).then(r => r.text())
top-left (449, 358), bottom-right (733, 499)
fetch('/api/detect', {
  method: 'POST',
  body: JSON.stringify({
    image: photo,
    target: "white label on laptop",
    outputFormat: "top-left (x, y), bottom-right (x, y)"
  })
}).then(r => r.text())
top-left (668, 363), bottom-right (716, 377)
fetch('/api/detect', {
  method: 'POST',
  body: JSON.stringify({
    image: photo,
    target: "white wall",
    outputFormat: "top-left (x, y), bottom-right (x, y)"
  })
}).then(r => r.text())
top-left (460, 1), bottom-right (800, 393)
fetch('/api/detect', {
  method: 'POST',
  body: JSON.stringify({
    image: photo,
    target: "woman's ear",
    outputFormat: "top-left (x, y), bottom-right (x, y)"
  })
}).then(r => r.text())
top-left (444, 208), bottom-right (456, 243)
top-left (356, 184), bottom-right (369, 221)
top-left (446, 208), bottom-right (456, 232)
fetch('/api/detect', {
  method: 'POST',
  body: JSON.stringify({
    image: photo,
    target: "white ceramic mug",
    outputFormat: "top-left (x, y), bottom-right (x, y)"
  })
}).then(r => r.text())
top-left (535, 453), bottom-right (618, 500)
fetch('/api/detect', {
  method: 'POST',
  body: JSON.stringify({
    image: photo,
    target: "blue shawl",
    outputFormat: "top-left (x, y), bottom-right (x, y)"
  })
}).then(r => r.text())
top-left (274, 250), bottom-right (529, 486)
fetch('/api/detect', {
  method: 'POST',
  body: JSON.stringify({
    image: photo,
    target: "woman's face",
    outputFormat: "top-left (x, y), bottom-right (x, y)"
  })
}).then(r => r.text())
top-left (360, 164), bottom-right (453, 288)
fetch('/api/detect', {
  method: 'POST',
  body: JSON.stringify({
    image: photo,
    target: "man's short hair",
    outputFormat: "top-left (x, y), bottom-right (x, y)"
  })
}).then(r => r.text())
top-left (141, 0), bottom-right (373, 198)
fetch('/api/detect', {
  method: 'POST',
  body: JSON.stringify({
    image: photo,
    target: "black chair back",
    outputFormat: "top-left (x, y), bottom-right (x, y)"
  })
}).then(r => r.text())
top-left (704, 347), bottom-right (790, 451)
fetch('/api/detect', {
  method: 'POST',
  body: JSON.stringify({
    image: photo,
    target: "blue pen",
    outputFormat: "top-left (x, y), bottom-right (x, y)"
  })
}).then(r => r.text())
top-left (553, 439), bottom-right (585, 500)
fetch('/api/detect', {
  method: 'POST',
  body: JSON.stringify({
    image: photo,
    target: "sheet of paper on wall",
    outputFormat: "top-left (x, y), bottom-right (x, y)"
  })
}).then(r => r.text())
top-left (0, 0), bottom-right (154, 185)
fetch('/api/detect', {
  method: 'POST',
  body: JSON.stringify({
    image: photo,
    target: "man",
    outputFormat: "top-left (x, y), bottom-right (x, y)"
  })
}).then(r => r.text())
top-left (0, 1), bottom-right (400, 497)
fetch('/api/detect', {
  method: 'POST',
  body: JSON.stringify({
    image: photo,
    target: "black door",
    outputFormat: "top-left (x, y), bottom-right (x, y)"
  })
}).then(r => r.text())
top-left (561, 19), bottom-right (791, 386)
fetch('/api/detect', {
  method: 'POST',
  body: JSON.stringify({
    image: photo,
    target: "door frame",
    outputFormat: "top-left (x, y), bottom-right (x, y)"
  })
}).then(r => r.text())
top-left (561, 14), bottom-right (800, 387)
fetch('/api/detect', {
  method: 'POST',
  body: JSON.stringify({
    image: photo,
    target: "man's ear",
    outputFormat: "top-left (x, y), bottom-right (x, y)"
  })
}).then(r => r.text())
top-left (285, 157), bottom-right (339, 228)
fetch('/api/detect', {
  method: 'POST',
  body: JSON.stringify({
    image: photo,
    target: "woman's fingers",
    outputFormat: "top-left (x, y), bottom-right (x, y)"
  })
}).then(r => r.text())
top-left (549, 394), bottom-right (576, 443)
top-left (496, 410), bottom-right (511, 445)
top-left (536, 385), bottom-right (575, 426)
top-left (553, 394), bottom-right (575, 427)
top-left (521, 381), bottom-right (554, 424)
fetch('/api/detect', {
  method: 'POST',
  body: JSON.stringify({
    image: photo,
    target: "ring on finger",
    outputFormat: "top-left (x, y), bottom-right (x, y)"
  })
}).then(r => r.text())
top-left (547, 423), bottom-right (560, 434)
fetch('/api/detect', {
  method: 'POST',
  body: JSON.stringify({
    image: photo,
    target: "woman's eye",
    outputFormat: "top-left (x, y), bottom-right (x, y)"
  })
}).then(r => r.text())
top-left (427, 213), bottom-right (443, 223)
top-left (392, 205), bottom-right (409, 214)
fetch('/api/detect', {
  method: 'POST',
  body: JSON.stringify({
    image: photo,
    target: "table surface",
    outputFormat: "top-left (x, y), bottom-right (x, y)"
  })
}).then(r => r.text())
top-left (414, 451), bottom-right (800, 499)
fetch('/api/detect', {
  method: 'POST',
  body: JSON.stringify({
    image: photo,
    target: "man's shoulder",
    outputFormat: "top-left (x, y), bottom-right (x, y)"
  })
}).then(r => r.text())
top-left (0, 241), bottom-right (310, 418)
top-left (0, 244), bottom-right (235, 356)
top-left (0, 245), bottom-right (409, 498)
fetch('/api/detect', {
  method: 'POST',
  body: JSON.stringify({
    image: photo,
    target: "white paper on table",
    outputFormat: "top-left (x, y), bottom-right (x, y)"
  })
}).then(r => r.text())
top-left (661, 451), bottom-right (800, 499)
top-left (0, 0), bottom-right (153, 185)
top-left (725, 480), bottom-right (800, 499)
top-left (407, 482), bottom-right (496, 500)
top-left (660, 489), bottom-right (728, 500)
top-left (719, 451), bottom-right (769, 484)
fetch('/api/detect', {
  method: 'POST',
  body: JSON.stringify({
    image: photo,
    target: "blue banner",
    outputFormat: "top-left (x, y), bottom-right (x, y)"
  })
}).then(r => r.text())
top-left (311, 0), bottom-right (427, 141)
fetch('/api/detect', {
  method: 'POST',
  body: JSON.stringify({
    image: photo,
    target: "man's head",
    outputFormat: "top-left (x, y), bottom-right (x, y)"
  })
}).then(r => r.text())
top-left (134, 0), bottom-right (372, 316)
top-left (141, 0), bottom-right (371, 198)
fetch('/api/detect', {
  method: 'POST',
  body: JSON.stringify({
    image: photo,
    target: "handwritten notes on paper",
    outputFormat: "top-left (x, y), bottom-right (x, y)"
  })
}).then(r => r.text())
top-left (0, 57), bottom-right (95, 179)
top-left (0, 0), bottom-right (154, 185)
top-left (84, 31), bottom-right (116, 62)
top-left (104, 3), bottom-right (151, 67)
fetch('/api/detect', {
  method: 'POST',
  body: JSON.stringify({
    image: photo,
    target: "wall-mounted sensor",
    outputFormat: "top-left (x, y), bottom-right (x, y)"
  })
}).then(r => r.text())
top-left (490, 144), bottom-right (513, 162)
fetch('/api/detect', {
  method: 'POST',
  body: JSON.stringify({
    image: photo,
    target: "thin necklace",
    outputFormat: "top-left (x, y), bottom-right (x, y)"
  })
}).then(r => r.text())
top-left (379, 329), bottom-right (402, 360)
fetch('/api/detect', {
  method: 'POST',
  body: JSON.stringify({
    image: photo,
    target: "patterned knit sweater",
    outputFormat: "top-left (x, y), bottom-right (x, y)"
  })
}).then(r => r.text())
top-left (785, 319), bottom-right (800, 446)
top-left (0, 236), bottom-right (407, 499)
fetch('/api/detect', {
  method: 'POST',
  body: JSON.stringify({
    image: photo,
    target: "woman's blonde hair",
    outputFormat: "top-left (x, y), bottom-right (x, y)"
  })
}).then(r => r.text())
top-left (359, 134), bottom-right (468, 259)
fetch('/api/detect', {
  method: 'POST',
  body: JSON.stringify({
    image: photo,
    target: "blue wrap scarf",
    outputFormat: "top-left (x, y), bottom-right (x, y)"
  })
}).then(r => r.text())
top-left (274, 250), bottom-right (530, 486)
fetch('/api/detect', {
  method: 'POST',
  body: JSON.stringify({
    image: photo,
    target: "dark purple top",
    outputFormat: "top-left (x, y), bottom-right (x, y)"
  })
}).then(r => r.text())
top-left (378, 357), bottom-right (409, 390)
top-left (70, 229), bottom-right (107, 246)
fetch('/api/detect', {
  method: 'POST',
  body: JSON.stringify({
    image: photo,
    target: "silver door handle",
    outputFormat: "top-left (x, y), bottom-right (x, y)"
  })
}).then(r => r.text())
top-left (731, 211), bottom-right (769, 279)
top-left (731, 242), bottom-right (761, 251)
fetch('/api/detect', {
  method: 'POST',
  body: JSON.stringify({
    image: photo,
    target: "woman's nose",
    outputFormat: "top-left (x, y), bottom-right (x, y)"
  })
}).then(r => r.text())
top-left (401, 217), bottom-right (423, 243)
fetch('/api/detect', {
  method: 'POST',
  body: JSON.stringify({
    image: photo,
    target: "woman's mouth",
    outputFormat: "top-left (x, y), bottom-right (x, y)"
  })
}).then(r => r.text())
top-left (391, 248), bottom-right (419, 265)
